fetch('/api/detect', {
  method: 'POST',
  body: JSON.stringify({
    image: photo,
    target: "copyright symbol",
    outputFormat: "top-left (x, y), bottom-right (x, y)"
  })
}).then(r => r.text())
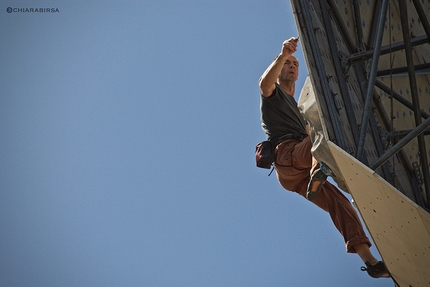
top-left (6, 7), bottom-right (12, 13)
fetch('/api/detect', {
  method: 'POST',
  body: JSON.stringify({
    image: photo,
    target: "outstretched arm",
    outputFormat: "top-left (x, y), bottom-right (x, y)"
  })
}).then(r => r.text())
top-left (259, 37), bottom-right (298, 97)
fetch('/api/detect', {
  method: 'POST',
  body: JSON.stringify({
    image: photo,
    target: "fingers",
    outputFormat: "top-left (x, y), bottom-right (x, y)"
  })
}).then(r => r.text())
top-left (282, 37), bottom-right (299, 55)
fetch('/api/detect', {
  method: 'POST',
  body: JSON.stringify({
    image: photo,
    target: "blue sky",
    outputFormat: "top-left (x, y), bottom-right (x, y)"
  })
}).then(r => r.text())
top-left (1, 1), bottom-right (392, 286)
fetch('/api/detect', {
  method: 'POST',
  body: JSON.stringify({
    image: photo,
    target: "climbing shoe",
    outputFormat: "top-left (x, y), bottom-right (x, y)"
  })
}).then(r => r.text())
top-left (306, 168), bottom-right (327, 201)
top-left (361, 261), bottom-right (390, 278)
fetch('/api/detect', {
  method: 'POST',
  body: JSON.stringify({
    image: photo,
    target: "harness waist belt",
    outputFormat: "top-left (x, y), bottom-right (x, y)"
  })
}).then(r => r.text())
top-left (272, 134), bottom-right (306, 146)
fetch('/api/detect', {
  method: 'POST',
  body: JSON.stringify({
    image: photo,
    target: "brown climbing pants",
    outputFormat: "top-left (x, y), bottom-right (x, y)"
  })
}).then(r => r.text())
top-left (274, 136), bottom-right (371, 253)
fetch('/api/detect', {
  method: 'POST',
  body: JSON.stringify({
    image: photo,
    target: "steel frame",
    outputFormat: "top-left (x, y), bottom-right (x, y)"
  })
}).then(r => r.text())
top-left (291, 0), bottom-right (430, 209)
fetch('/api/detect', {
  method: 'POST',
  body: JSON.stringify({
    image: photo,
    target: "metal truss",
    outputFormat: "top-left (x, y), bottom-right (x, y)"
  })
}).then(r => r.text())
top-left (291, 0), bottom-right (430, 209)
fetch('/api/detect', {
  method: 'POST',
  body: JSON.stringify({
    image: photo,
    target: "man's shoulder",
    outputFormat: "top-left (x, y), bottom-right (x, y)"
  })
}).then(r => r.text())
top-left (262, 83), bottom-right (283, 99)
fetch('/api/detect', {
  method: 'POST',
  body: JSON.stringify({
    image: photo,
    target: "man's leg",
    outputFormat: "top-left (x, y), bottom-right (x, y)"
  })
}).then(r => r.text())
top-left (296, 176), bottom-right (390, 278)
top-left (274, 138), bottom-right (311, 191)
top-left (278, 136), bottom-right (389, 278)
top-left (354, 243), bottom-right (378, 265)
top-left (289, 136), bottom-right (314, 170)
top-left (296, 180), bottom-right (371, 252)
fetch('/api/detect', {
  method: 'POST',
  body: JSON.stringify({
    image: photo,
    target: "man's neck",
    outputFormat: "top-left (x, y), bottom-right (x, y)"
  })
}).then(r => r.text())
top-left (278, 81), bottom-right (295, 97)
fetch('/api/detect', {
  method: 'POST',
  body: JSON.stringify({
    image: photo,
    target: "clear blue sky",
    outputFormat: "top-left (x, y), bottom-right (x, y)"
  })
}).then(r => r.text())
top-left (1, 1), bottom-right (392, 286)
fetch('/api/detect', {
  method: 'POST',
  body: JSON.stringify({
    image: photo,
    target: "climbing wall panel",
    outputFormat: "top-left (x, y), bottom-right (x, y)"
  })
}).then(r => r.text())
top-left (328, 141), bottom-right (430, 287)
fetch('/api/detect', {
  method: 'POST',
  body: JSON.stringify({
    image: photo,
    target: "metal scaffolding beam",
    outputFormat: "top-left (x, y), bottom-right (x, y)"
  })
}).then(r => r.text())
top-left (377, 63), bottom-right (430, 77)
top-left (370, 116), bottom-right (430, 171)
top-left (398, 0), bottom-right (430, 205)
top-left (412, 0), bottom-right (430, 39)
top-left (356, 0), bottom-right (390, 161)
top-left (347, 35), bottom-right (429, 65)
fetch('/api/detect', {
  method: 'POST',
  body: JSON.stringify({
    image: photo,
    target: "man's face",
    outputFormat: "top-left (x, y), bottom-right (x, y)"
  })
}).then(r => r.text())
top-left (279, 55), bottom-right (299, 82)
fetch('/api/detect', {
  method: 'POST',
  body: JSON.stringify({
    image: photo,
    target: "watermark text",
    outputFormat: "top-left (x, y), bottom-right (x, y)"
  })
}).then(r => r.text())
top-left (7, 7), bottom-right (60, 13)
